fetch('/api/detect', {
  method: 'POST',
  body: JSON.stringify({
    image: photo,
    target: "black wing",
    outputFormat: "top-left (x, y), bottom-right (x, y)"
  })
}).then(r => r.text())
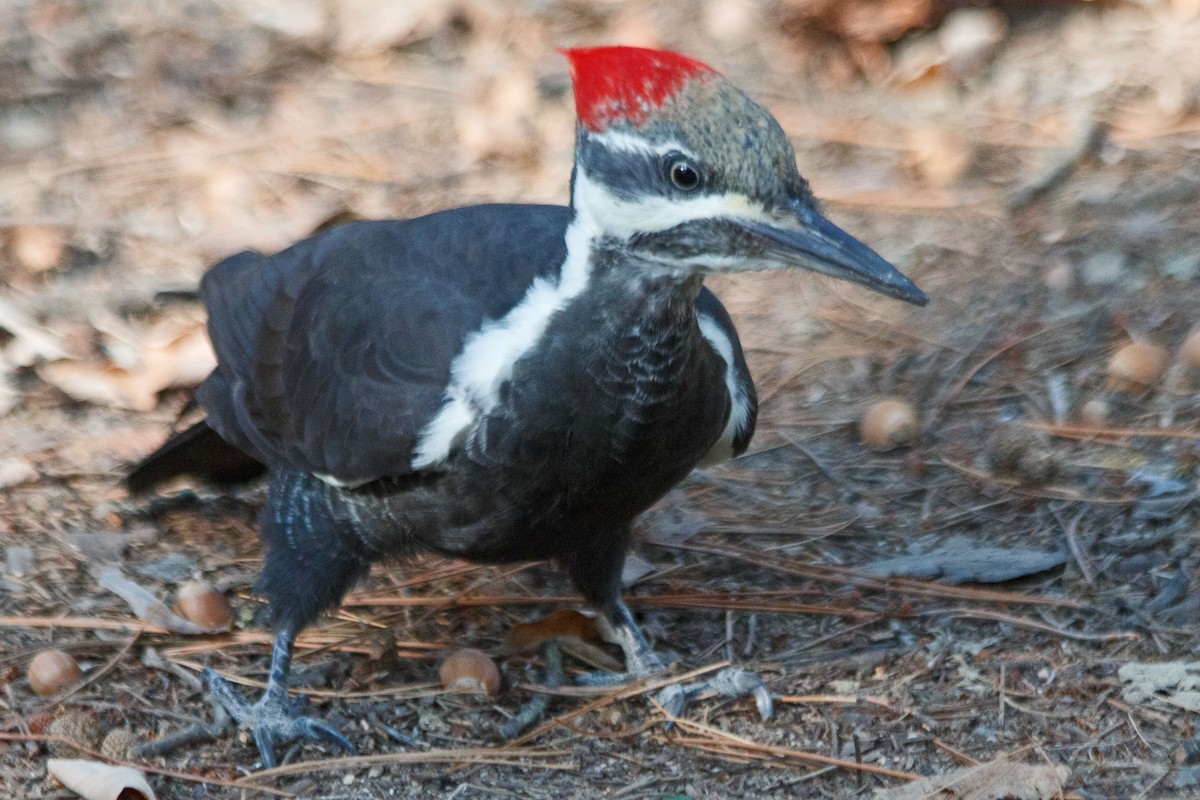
top-left (195, 204), bottom-right (572, 485)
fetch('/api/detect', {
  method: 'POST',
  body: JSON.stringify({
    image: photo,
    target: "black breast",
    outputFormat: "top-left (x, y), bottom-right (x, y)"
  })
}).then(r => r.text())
top-left (460, 272), bottom-right (731, 550)
top-left (318, 272), bottom-right (735, 569)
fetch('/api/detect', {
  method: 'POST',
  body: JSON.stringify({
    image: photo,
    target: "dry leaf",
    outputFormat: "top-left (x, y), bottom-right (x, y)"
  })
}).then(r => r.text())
top-left (620, 551), bottom-right (656, 586)
top-left (0, 296), bottom-right (68, 365)
top-left (0, 372), bottom-right (16, 416)
top-left (1120, 662), bottom-right (1200, 712)
top-left (504, 610), bottom-right (622, 672)
top-left (457, 59), bottom-right (540, 163)
top-left (232, 0), bottom-right (326, 41)
top-left (332, 0), bottom-right (451, 55)
top-left (37, 360), bottom-right (163, 412)
top-left (861, 536), bottom-right (1067, 584)
top-left (937, 8), bottom-right (1006, 78)
top-left (93, 567), bottom-right (230, 634)
top-left (504, 610), bottom-right (605, 654)
top-left (907, 127), bottom-right (972, 187)
top-left (8, 224), bottom-right (66, 273)
top-left (876, 759), bottom-right (1069, 800)
top-left (47, 759), bottom-right (156, 800)
top-left (0, 457), bottom-right (38, 489)
top-left (703, 0), bottom-right (758, 42)
top-left (891, 35), bottom-right (950, 90)
top-left (36, 324), bottom-right (214, 411)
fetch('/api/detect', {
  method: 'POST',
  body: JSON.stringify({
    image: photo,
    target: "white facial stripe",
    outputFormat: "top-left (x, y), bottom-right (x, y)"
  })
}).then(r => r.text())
top-left (590, 130), bottom-right (697, 160)
top-left (573, 168), bottom-right (772, 239)
top-left (410, 209), bottom-right (599, 470)
top-left (697, 312), bottom-right (752, 466)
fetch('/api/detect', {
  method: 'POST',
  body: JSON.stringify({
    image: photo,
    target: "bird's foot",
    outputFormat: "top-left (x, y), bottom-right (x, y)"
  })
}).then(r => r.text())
top-left (680, 667), bottom-right (773, 720)
top-left (202, 667), bottom-right (355, 768)
top-left (578, 662), bottom-right (771, 720)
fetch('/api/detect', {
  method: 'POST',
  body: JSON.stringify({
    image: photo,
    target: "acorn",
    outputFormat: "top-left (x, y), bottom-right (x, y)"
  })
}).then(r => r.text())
top-left (47, 711), bottom-right (101, 755)
top-left (1181, 327), bottom-right (1200, 371)
top-left (1107, 341), bottom-right (1168, 391)
top-left (173, 580), bottom-right (234, 629)
top-left (9, 224), bottom-right (66, 273)
top-left (438, 648), bottom-right (501, 696)
top-left (28, 649), bottom-right (83, 696)
top-left (859, 398), bottom-right (919, 450)
top-left (100, 728), bottom-right (140, 760)
top-left (1078, 397), bottom-right (1108, 427)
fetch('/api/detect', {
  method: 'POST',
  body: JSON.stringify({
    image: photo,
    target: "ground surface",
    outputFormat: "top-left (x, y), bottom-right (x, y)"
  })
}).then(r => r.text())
top-left (2, 1), bottom-right (1200, 798)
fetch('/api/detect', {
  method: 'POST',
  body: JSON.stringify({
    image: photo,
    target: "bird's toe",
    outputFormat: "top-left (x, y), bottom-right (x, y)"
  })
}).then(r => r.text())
top-left (246, 710), bottom-right (354, 767)
top-left (202, 668), bottom-right (254, 721)
top-left (201, 667), bottom-right (353, 766)
top-left (702, 667), bottom-right (773, 720)
top-left (298, 717), bottom-right (357, 753)
top-left (655, 683), bottom-right (687, 718)
top-left (252, 725), bottom-right (282, 769)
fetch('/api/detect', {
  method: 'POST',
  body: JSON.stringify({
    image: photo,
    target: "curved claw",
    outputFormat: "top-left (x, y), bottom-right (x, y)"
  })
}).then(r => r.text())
top-left (705, 667), bottom-right (773, 720)
top-left (655, 683), bottom-right (687, 719)
top-left (300, 717), bottom-right (357, 754)
top-left (251, 716), bottom-right (355, 768)
top-left (253, 726), bottom-right (281, 769)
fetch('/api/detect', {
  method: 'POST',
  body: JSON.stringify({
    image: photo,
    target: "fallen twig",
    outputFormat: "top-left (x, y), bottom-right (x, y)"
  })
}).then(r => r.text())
top-left (663, 715), bottom-right (921, 781)
top-left (942, 609), bottom-right (1138, 643)
top-left (237, 747), bottom-right (576, 784)
top-left (673, 541), bottom-right (1085, 609)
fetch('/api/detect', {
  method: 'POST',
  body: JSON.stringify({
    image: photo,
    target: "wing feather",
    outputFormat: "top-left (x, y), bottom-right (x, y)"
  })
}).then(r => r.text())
top-left (196, 205), bottom-right (572, 484)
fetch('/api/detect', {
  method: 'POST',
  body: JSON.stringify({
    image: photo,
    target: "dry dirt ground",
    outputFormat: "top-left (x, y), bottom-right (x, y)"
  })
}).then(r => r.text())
top-left (3, 1), bottom-right (1200, 798)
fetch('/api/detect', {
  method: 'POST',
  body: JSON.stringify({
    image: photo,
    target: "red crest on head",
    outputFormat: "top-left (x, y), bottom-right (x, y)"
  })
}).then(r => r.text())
top-left (561, 46), bottom-right (718, 132)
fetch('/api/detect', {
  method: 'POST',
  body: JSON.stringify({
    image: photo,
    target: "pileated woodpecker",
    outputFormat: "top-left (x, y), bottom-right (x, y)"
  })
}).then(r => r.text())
top-left (129, 46), bottom-right (926, 766)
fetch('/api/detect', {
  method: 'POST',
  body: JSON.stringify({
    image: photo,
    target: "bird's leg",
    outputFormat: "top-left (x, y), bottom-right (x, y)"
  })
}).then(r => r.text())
top-left (499, 639), bottom-right (564, 740)
top-left (575, 596), bottom-right (683, 713)
top-left (202, 626), bottom-right (355, 768)
top-left (579, 596), bottom-right (773, 720)
top-left (566, 535), bottom-right (771, 720)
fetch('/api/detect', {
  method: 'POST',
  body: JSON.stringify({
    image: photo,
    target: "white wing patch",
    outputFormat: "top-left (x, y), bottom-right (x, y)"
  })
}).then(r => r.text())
top-left (410, 196), bottom-right (601, 471)
top-left (697, 312), bottom-right (751, 466)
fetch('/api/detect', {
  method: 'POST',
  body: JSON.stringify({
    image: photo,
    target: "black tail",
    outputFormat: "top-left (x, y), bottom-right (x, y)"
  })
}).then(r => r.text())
top-left (126, 419), bottom-right (266, 494)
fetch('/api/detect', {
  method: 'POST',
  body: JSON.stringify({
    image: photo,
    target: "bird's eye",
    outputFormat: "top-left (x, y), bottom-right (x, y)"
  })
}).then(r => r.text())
top-left (668, 159), bottom-right (701, 191)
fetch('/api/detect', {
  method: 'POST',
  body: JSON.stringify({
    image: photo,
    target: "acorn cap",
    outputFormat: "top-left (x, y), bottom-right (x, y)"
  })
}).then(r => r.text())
top-left (47, 711), bottom-right (101, 756)
top-left (100, 728), bottom-right (140, 760)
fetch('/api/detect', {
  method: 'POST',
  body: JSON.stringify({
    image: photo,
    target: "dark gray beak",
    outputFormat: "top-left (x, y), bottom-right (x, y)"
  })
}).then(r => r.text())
top-left (740, 203), bottom-right (927, 306)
